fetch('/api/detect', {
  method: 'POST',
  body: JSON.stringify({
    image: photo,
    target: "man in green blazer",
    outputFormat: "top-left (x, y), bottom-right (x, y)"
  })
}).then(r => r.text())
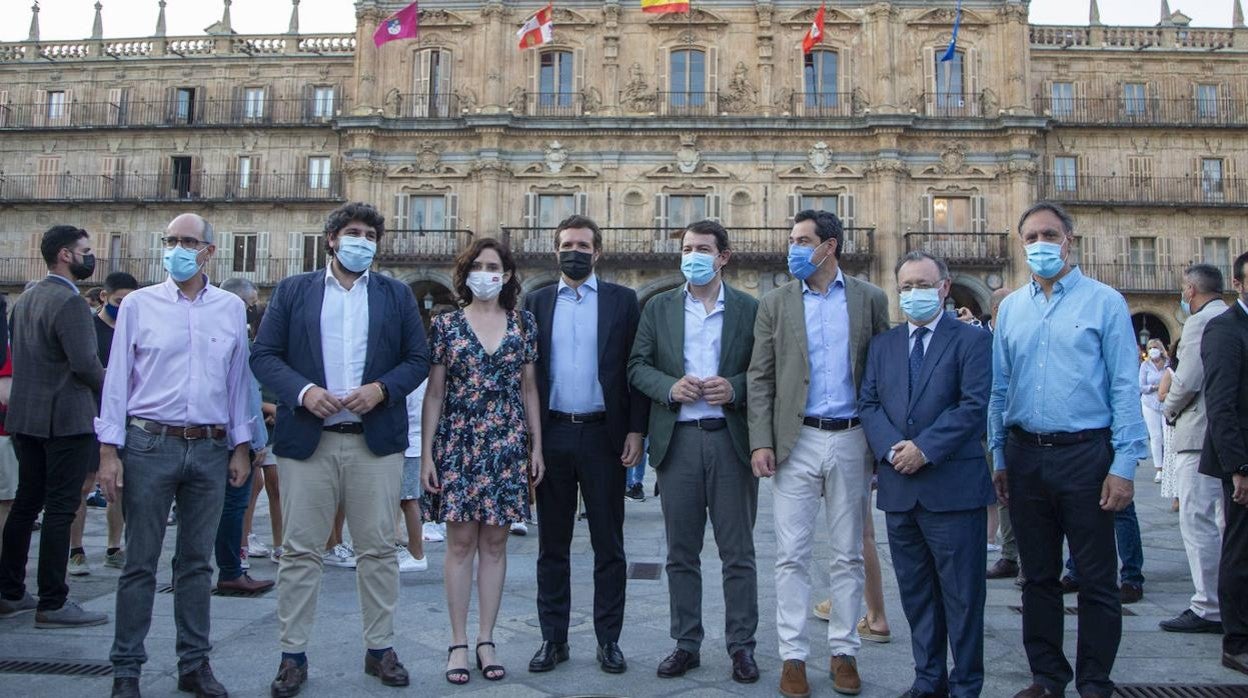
top-left (628, 220), bottom-right (761, 685)
top-left (747, 209), bottom-right (890, 697)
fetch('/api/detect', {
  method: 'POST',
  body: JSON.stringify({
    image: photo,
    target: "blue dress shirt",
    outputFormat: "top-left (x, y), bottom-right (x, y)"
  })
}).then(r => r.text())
top-left (549, 274), bottom-right (606, 413)
top-left (987, 266), bottom-right (1149, 480)
top-left (803, 269), bottom-right (857, 420)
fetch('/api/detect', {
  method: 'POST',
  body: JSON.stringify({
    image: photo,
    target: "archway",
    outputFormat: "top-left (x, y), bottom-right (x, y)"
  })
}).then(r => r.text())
top-left (945, 274), bottom-right (992, 320)
top-left (635, 273), bottom-right (686, 308)
top-left (1131, 312), bottom-right (1172, 354)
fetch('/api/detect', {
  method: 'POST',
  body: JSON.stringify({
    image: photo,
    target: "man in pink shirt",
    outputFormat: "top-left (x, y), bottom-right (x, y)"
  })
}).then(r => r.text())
top-left (96, 213), bottom-right (252, 698)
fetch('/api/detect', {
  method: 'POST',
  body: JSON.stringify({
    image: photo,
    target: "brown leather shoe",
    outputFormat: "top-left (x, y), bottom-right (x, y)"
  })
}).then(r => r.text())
top-left (364, 648), bottom-right (410, 687)
top-left (779, 659), bottom-right (811, 698)
top-left (270, 658), bottom-right (307, 698)
top-left (829, 654), bottom-right (861, 695)
top-left (216, 574), bottom-right (275, 595)
top-left (987, 558), bottom-right (1020, 579)
top-left (1013, 683), bottom-right (1061, 698)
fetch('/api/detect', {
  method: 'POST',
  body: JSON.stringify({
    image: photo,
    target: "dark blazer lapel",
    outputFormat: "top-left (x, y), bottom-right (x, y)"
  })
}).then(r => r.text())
top-left (364, 273), bottom-right (384, 377)
top-left (786, 281), bottom-right (809, 365)
top-left (665, 289), bottom-right (686, 375)
top-left (718, 284), bottom-right (740, 374)
top-left (908, 315), bottom-right (956, 412)
top-left (305, 272), bottom-right (327, 382)
top-left (597, 281), bottom-right (612, 364)
top-left (845, 276), bottom-right (867, 377)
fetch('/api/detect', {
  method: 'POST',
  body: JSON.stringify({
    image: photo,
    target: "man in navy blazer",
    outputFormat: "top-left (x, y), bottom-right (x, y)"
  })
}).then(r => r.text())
top-left (859, 251), bottom-right (994, 698)
top-left (251, 202), bottom-right (429, 697)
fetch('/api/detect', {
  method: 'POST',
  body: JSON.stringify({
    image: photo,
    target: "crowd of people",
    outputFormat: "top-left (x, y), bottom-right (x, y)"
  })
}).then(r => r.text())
top-left (0, 200), bottom-right (1244, 698)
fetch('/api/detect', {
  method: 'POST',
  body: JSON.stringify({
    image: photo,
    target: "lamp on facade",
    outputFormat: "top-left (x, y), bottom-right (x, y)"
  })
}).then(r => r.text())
top-left (1138, 327), bottom-right (1151, 347)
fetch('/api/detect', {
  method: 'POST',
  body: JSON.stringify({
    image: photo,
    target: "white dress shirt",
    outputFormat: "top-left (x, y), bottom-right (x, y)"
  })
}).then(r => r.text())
top-left (679, 283), bottom-right (726, 421)
top-left (907, 311), bottom-right (944, 353)
top-left (298, 266), bottom-right (370, 425)
top-left (404, 380), bottom-right (428, 458)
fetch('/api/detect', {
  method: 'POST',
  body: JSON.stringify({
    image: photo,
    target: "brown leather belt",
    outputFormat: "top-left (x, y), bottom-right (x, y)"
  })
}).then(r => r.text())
top-left (129, 418), bottom-right (225, 441)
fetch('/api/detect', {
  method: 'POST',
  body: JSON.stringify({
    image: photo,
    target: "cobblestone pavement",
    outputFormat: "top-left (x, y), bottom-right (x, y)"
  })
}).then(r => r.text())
top-left (0, 467), bottom-right (1245, 697)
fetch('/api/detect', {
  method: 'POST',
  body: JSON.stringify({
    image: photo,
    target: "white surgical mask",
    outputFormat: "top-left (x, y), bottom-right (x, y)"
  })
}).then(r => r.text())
top-left (1147, 348), bottom-right (1162, 359)
top-left (466, 270), bottom-right (503, 301)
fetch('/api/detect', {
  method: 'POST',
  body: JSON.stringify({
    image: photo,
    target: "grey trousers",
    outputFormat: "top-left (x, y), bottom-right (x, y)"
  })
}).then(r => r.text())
top-left (656, 424), bottom-right (758, 656)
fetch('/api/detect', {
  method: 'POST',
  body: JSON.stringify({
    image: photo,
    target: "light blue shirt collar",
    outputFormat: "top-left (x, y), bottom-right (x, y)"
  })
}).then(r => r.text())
top-left (1028, 265), bottom-right (1083, 297)
top-left (801, 269), bottom-right (845, 297)
top-left (683, 281), bottom-right (725, 306)
top-left (557, 273), bottom-right (598, 296)
top-left (45, 273), bottom-right (79, 292)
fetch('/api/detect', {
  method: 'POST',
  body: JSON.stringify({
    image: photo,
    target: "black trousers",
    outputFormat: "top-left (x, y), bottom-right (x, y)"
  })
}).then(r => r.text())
top-left (1220, 478), bottom-right (1248, 655)
top-left (0, 433), bottom-right (93, 611)
top-left (1006, 432), bottom-right (1119, 696)
top-left (535, 420), bottom-right (626, 645)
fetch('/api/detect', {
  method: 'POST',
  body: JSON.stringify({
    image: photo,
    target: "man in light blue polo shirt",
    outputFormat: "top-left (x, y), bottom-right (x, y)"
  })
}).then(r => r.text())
top-left (987, 201), bottom-right (1148, 698)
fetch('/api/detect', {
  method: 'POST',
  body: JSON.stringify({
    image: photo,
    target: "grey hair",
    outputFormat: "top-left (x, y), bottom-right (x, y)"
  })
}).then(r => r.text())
top-left (1017, 201), bottom-right (1075, 238)
top-left (894, 250), bottom-right (950, 281)
top-left (221, 277), bottom-right (258, 299)
top-left (1184, 263), bottom-right (1224, 295)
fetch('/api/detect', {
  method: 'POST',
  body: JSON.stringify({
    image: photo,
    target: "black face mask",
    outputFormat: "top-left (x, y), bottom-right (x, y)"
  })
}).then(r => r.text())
top-left (69, 252), bottom-right (96, 281)
top-left (558, 250), bottom-right (593, 282)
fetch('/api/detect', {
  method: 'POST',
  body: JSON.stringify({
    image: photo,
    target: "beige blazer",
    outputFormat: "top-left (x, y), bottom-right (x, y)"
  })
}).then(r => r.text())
top-left (1165, 298), bottom-right (1229, 453)
top-left (747, 274), bottom-right (891, 464)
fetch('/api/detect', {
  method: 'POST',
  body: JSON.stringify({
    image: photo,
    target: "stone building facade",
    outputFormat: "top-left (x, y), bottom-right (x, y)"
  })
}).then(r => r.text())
top-left (0, 0), bottom-right (1245, 343)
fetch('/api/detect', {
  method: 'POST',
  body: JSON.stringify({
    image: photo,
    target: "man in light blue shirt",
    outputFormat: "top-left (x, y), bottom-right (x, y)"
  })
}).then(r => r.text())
top-left (987, 202), bottom-right (1148, 698)
top-left (550, 276), bottom-right (606, 415)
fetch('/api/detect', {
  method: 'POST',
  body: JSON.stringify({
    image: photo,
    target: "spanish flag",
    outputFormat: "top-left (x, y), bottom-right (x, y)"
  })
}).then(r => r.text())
top-left (641, 0), bottom-right (690, 14)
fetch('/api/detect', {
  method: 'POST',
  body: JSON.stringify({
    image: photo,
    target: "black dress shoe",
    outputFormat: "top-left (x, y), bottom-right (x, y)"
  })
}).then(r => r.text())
top-left (111, 677), bottom-right (141, 698)
top-left (527, 641), bottom-right (569, 673)
top-left (657, 648), bottom-right (700, 678)
top-left (597, 641), bottom-right (627, 674)
top-left (1223, 651), bottom-right (1248, 675)
top-left (176, 662), bottom-right (227, 698)
top-left (899, 690), bottom-right (949, 698)
top-left (1060, 575), bottom-right (1080, 594)
top-left (270, 658), bottom-right (308, 698)
top-left (1120, 582), bottom-right (1143, 604)
top-left (731, 649), bottom-right (759, 684)
top-left (1160, 609), bottom-right (1224, 634)
top-left (987, 558), bottom-right (1020, 579)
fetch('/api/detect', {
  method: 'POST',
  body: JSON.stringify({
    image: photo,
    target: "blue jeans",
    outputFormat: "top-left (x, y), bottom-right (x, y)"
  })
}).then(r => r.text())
top-left (215, 466), bottom-right (254, 582)
top-left (111, 425), bottom-right (229, 678)
top-left (626, 462), bottom-right (645, 488)
top-left (1065, 501), bottom-right (1144, 586)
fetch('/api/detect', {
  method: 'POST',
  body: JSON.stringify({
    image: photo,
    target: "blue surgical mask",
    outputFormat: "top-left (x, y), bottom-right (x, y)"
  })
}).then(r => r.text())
top-left (335, 235), bottom-right (376, 273)
top-left (900, 288), bottom-right (942, 323)
top-left (104, 302), bottom-right (120, 320)
top-left (680, 252), bottom-right (718, 286)
top-left (787, 243), bottom-right (826, 281)
top-left (1025, 241), bottom-right (1066, 279)
top-left (162, 246), bottom-right (202, 283)
top-left (1180, 298), bottom-right (1191, 315)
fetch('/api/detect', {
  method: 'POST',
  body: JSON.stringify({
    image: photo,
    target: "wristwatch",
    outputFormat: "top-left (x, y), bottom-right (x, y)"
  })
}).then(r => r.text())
top-left (1237, 464), bottom-right (1248, 477)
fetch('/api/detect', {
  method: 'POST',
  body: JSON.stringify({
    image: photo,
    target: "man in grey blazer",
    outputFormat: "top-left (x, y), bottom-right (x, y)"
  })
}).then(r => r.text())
top-left (0, 225), bottom-right (107, 627)
top-left (747, 209), bottom-right (890, 697)
top-left (1161, 263), bottom-right (1229, 634)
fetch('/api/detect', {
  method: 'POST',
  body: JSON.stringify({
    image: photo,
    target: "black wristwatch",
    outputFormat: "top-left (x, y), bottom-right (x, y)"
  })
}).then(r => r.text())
top-left (1237, 464), bottom-right (1248, 477)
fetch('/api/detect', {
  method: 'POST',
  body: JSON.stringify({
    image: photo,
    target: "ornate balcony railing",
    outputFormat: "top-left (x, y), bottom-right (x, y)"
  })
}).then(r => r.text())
top-left (1034, 95), bottom-right (1248, 127)
top-left (0, 256), bottom-right (324, 287)
top-left (523, 92), bottom-right (586, 117)
top-left (788, 92), bottom-right (856, 118)
top-left (656, 92), bottom-right (720, 117)
top-left (395, 93), bottom-right (460, 119)
top-left (904, 233), bottom-right (1011, 266)
top-left (1030, 24), bottom-right (1237, 50)
top-left (0, 34), bottom-right (355, 63)
top-left (377, 230), bottom-right (475, 262)
top-left (1079, 263), bottom-right (1187, 293)
top-left (0, 173), bottom-right (344, 203)
top-left (922, 92), bottom-right (984, 118)
top-left (1039, 175), bottom-right (1248, 208)
top-left (0, 98), bottom-right (340, 130)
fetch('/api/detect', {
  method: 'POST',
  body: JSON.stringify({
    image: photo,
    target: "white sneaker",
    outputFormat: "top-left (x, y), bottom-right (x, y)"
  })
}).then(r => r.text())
top-left (322, 543), bottom-right (357, 569)
top-left (422, 522), bottom-right (446, 543)
top-left (68, 553), bottom-right (90, 576)
top-left (269, 546), bottom-right (284, 563)
top-left (987, 543), bottom-right (1002, 553)
top-left (1154, 469), bottom-right (1164, 483)
top-left (396, 546), bottom-right (428, 573)
top-left (240, 549), bottom-right (250, 571)
top-left (510, 522), bottom-right (528, 536)
top-left (247, 534), bottom-right (272, 558)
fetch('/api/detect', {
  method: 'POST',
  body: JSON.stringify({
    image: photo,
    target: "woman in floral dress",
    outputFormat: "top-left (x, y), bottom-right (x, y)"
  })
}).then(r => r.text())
top-left (421, 238), bottom-right (544, 685)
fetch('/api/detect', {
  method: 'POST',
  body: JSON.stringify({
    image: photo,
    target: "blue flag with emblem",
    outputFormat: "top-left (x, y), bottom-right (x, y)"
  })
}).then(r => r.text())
top-left (940, 0), bottom-right (963, 62)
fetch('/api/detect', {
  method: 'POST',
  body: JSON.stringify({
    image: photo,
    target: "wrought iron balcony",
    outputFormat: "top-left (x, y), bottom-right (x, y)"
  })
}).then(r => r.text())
top-left (0, 256), bottom-right (316, 287)
top-left (922, 92), bottom-right (984, 118)
top-left (0, 98), bottom-right (340, 130)
top-left (394, 93), bottom-right (460, 119)
top-left (0, 173), bottom-right (344, 203)
top-left (500, 227), bottom-right (875, 269)
top-left (904, 232), bottom-right (1011, 266)
top-left (788, 92), bottom-right (856, 118)
top-left (1039, 175), bottom-right (1248, 208)
top-left (656, 92), bottom-right (720, 117)
top-left (1079, 262), bottom-right (1187, 294)
top-left (523, 92), bottom-right (586, 117)
top-left (377, 230), bottom-right (475, 262)
top-left (1034, 95), bottom-right (1248, 127)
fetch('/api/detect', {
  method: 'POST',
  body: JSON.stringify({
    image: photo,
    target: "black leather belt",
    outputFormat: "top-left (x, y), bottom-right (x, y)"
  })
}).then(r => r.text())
top-left (803, 416), bottom-right (861, 432)
top-left (676, 418), bottom-right (727, 431)
top-left (550, 411), bottom-right (606, 424)
top-left (1009, 426), bottom-right (1110, 447)
top-left (324, 422), bottom-right (365, 434)
top-left (130, 418), bottom-right (225, 441)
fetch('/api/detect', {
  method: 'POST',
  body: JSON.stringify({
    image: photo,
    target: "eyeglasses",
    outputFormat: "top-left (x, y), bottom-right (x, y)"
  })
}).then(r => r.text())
top-left (162, 236), bottom-right (207, 250)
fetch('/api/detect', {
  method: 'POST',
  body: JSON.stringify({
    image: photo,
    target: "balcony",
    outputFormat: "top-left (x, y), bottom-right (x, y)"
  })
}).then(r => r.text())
top-left (500, 227), bottom-right (875, 270)
top-left (1038, 175), bottom-right (1248, 208)
top-left (904, 233), bottom-right (1010, 266)
top-left (656, 92), bottom-right (719, 117)
top-left (524, 92), bottom-right (586, 118)
top-left (1034, 96), bottom-right (1248, 127)
top-left (0, 173), bottom-right (344, 203)
top-left (1079, 263), bottom-right (1185, 294)
top-left (0, 98), bottom-right (340, 130)
top-left (0, 256), bottom-right (316, 287)
top-left (396, 93), bottom-right (460, 119)
top-left (377, 230), bottom-right (475, 263)
top-left (788, 92), bottom-right (856, 118)
top-left (1030, 24), bottom-right (1236, 50)
top-left (922, 92), bottom-right (983, 118)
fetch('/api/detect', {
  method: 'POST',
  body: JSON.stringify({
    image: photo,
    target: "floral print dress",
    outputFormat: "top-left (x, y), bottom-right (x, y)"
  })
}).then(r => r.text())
top-left (425, 308), bottom-right (537, 526)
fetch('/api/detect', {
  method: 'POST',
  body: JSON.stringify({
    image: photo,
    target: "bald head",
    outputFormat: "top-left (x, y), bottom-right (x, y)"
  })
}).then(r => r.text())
top-left (167, 213), bottom-right (214, 245)
top-left (989, 288), bottom-right (1010, 315)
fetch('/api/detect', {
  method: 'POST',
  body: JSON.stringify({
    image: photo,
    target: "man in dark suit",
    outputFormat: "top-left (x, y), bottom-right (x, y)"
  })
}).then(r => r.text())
top-left (251, 202), bottom-right (429, 696)
top-left (0, 225), bottom-right (107, 628)
top-left (1200, 250), bottom-right (1248, 675)
top-left (859, 251), bottom-right (994, 698)
top-left (628, 220), bottom-right (760, 684)
top-left (524, 214), bottom-right (649, 675)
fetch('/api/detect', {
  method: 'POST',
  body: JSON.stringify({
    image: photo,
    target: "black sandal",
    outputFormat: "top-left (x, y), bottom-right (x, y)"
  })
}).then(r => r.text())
top-left (476, 641), bottom-right (506, 681)
top-left (445, 645), bottom-right (470, 685)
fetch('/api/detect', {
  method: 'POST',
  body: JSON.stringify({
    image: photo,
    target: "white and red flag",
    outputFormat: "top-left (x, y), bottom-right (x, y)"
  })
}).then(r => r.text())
top-left (802, 3), bottom-right (826, 54)
top-left (518, 3), bottom-right (555, 50)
